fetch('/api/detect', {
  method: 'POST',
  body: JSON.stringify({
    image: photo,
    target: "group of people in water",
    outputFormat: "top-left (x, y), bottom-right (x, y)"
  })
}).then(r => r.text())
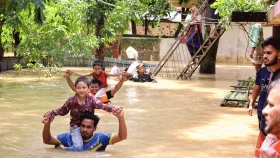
top-left (41, 60), bottom-right (155, 151)
top-left (38, 3), bottom-right (280, 156)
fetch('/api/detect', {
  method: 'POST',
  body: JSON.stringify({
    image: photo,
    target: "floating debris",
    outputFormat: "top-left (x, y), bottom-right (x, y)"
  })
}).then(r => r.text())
top-left (221, 77), bottom-right (257, 108)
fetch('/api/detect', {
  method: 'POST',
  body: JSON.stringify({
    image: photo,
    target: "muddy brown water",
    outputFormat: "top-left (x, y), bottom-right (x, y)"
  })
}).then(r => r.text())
top-left (0, 64), bottom-right (258, 158)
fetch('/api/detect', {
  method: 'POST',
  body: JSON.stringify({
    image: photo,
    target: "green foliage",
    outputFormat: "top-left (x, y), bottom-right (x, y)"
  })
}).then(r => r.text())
top-left (45, 63), bottom-right (60, 78)
top-left (140, 0), bottom-right (172, 29)
top-left (178, 0), bottom-right (190, 5)
top-left (1, 0), bottom-right (46, 25)
top-left (1, 0), bottom-right (175, 77)
top-left (105, 0), bottom-right (146, 35)
top-left (27, 62), bottom-right (44, 79)
top-left (2, 1), bottom-right (98, 63)
top-left (211, 0), bottom-right (270, 26)
top-left (13, 63), bottom-right (22, 70)
top-left (104, 48), bottom-right (113, 57)
top-left (178, 0), bottom-right (203, 7)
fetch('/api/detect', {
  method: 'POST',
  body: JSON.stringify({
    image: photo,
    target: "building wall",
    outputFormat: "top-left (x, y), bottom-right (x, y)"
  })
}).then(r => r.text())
top-left (159, 25), bottom-right (273, 64)
top-left (120, 37), bottom-right (161, 61)
top-left (136, 21), bottom-right (179, 36)
top-left (216, 25), bottom-right (272, 64)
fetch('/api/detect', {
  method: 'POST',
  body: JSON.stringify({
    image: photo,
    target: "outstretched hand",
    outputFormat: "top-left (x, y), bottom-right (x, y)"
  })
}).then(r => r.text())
top-left (121, 73), bottom-right (127, 80)
top-left (65, 70), bottom-right (72, 77)
top-left (41, 116), bottom-right (55, 124)
top-left (112, 106), bottom-right (124, 118)
top-left (121, 72), bottom-right (131, 80)
top-left (42, 111), bottom-right (55, 124)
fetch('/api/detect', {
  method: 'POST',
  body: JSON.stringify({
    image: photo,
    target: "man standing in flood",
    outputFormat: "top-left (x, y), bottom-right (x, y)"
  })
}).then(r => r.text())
top-left (42, 107), bottom-right (127, 151)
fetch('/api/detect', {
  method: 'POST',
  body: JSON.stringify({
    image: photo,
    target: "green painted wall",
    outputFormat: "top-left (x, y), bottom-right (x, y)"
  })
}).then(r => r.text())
top-left (120, 37), bottom-right (160, 61)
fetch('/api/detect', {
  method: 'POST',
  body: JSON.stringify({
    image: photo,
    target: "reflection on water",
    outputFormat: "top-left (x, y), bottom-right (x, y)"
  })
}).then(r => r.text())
top-left (0, 65), bottom-right (258, 158)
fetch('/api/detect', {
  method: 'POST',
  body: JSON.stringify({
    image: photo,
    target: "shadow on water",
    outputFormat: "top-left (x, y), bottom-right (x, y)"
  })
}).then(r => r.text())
top-left (0, 64), bottom-right (258, 158)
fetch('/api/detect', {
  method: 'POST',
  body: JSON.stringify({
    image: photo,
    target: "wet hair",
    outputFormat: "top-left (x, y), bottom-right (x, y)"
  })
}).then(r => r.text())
top-left (90, 78), bottom-right (101, 86)
top-left (261, 36), bottom-right (280, 51)
top-left (92, 61), bottom-right (103, 68)
top-left (80, 111), bottom-right (100, 127)
top-left (75, 77), bottom-right (90, 88)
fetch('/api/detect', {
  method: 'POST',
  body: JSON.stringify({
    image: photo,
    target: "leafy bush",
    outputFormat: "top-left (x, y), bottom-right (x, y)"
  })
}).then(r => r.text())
top-left (13, 63), bottom-right (22, 70)
top-left (211, 0), bottom-right (270, 27)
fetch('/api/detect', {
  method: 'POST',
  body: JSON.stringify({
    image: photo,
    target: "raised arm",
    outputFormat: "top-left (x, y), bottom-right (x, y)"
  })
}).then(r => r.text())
top-left (105, 72), bottom-right (121, 77)
top-left (111, 107), bottom-right (127, 144)
top-left (44, 98), bottom-right (71, 121)
top-left (65, 70), bottom-right (76, 92)
top-left (248, 84), bottom-right (261, 116)
top-left (71, 71), bottom-right (93, 77)
top-left (91, 96), bottom-right (113, 112)
top-left (110, 75), bottom-right (126, 96)
top-left (42, 117), bottom-right (60, 145)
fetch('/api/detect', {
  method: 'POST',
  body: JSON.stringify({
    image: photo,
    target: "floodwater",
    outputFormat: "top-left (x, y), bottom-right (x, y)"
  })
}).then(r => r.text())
top-left (0, 64), bottom-right (258, 158)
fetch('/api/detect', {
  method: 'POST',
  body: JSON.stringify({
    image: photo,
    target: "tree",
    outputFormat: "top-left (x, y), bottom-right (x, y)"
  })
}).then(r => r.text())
top-left (86, 0), bottom-right (148, 62)
top-left (0, 0), bottom-right (46, 71)
top-left (199, 25), bottom-right (220, 74)
top-left (87, 0), bottom-right (172, 63)
top-left (140, 0), bottom-right (172, 35)
top-left (2, 0), bottom-right (98, 65)
top-left (1, 0), bottom-right (173, 73)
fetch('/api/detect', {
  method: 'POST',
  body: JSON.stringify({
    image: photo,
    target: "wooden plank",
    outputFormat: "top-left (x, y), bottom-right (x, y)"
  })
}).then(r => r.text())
top-left (230, 86), bottom-right (248, 88)
top-left (230, 90), bottom-right (249, 93)
top-left (224, 99), bottom-right (247, 102)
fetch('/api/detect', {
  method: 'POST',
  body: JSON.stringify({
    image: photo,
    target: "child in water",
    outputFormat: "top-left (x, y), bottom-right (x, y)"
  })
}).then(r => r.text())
top-left (70, 61), bottom-right (124, 99)
top-left (42, 76), bottom-right (118, 151)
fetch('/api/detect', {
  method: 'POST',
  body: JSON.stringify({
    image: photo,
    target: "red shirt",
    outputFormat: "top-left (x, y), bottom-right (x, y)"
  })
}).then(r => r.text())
top-left (93, 71), bottom-right (108, 88)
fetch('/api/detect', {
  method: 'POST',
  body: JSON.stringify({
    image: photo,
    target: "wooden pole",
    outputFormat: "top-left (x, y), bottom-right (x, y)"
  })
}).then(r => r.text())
top-left (273, 26), bottom-right (280, 36)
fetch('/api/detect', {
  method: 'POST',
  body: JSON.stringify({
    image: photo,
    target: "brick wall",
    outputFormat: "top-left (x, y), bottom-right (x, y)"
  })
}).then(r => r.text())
top-left (136, 21), bottom-right (179, 36)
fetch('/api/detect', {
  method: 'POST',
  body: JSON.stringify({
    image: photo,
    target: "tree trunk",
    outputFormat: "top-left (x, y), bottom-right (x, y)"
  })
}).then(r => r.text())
top-left (144, 16), bottom-right (148, 35)
top-left (13, 31), bottom-right (20, 56)
top-left (131, 20), bottom-right (136, 34)
top-left (174, 23), bottom-right (183, 37)
top-left (181, 7), bottom-right (187, 20)
top-left (0, 2), bottom-right (6, 72)
top-left (174, 7), bottom-right (187, 37)
top-left (95, 13), bottom-right (105, 64)
top-left (273, 26), bottom-right (280, 36)
top-left (199, 25), bottom-right (220, 74)
top-left (199, 1), bottom-right (220, 74)
top-left (0, 39), bottom-right (4, 72)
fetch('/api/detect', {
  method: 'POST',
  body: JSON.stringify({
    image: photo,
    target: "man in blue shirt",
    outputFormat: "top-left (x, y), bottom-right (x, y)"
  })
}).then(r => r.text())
top-left (42, 107), bottom-right (127, 151)
top-left (248, 66), bottom-right (271, 157)
top-left (248, 67), bottom-right (271, 127)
